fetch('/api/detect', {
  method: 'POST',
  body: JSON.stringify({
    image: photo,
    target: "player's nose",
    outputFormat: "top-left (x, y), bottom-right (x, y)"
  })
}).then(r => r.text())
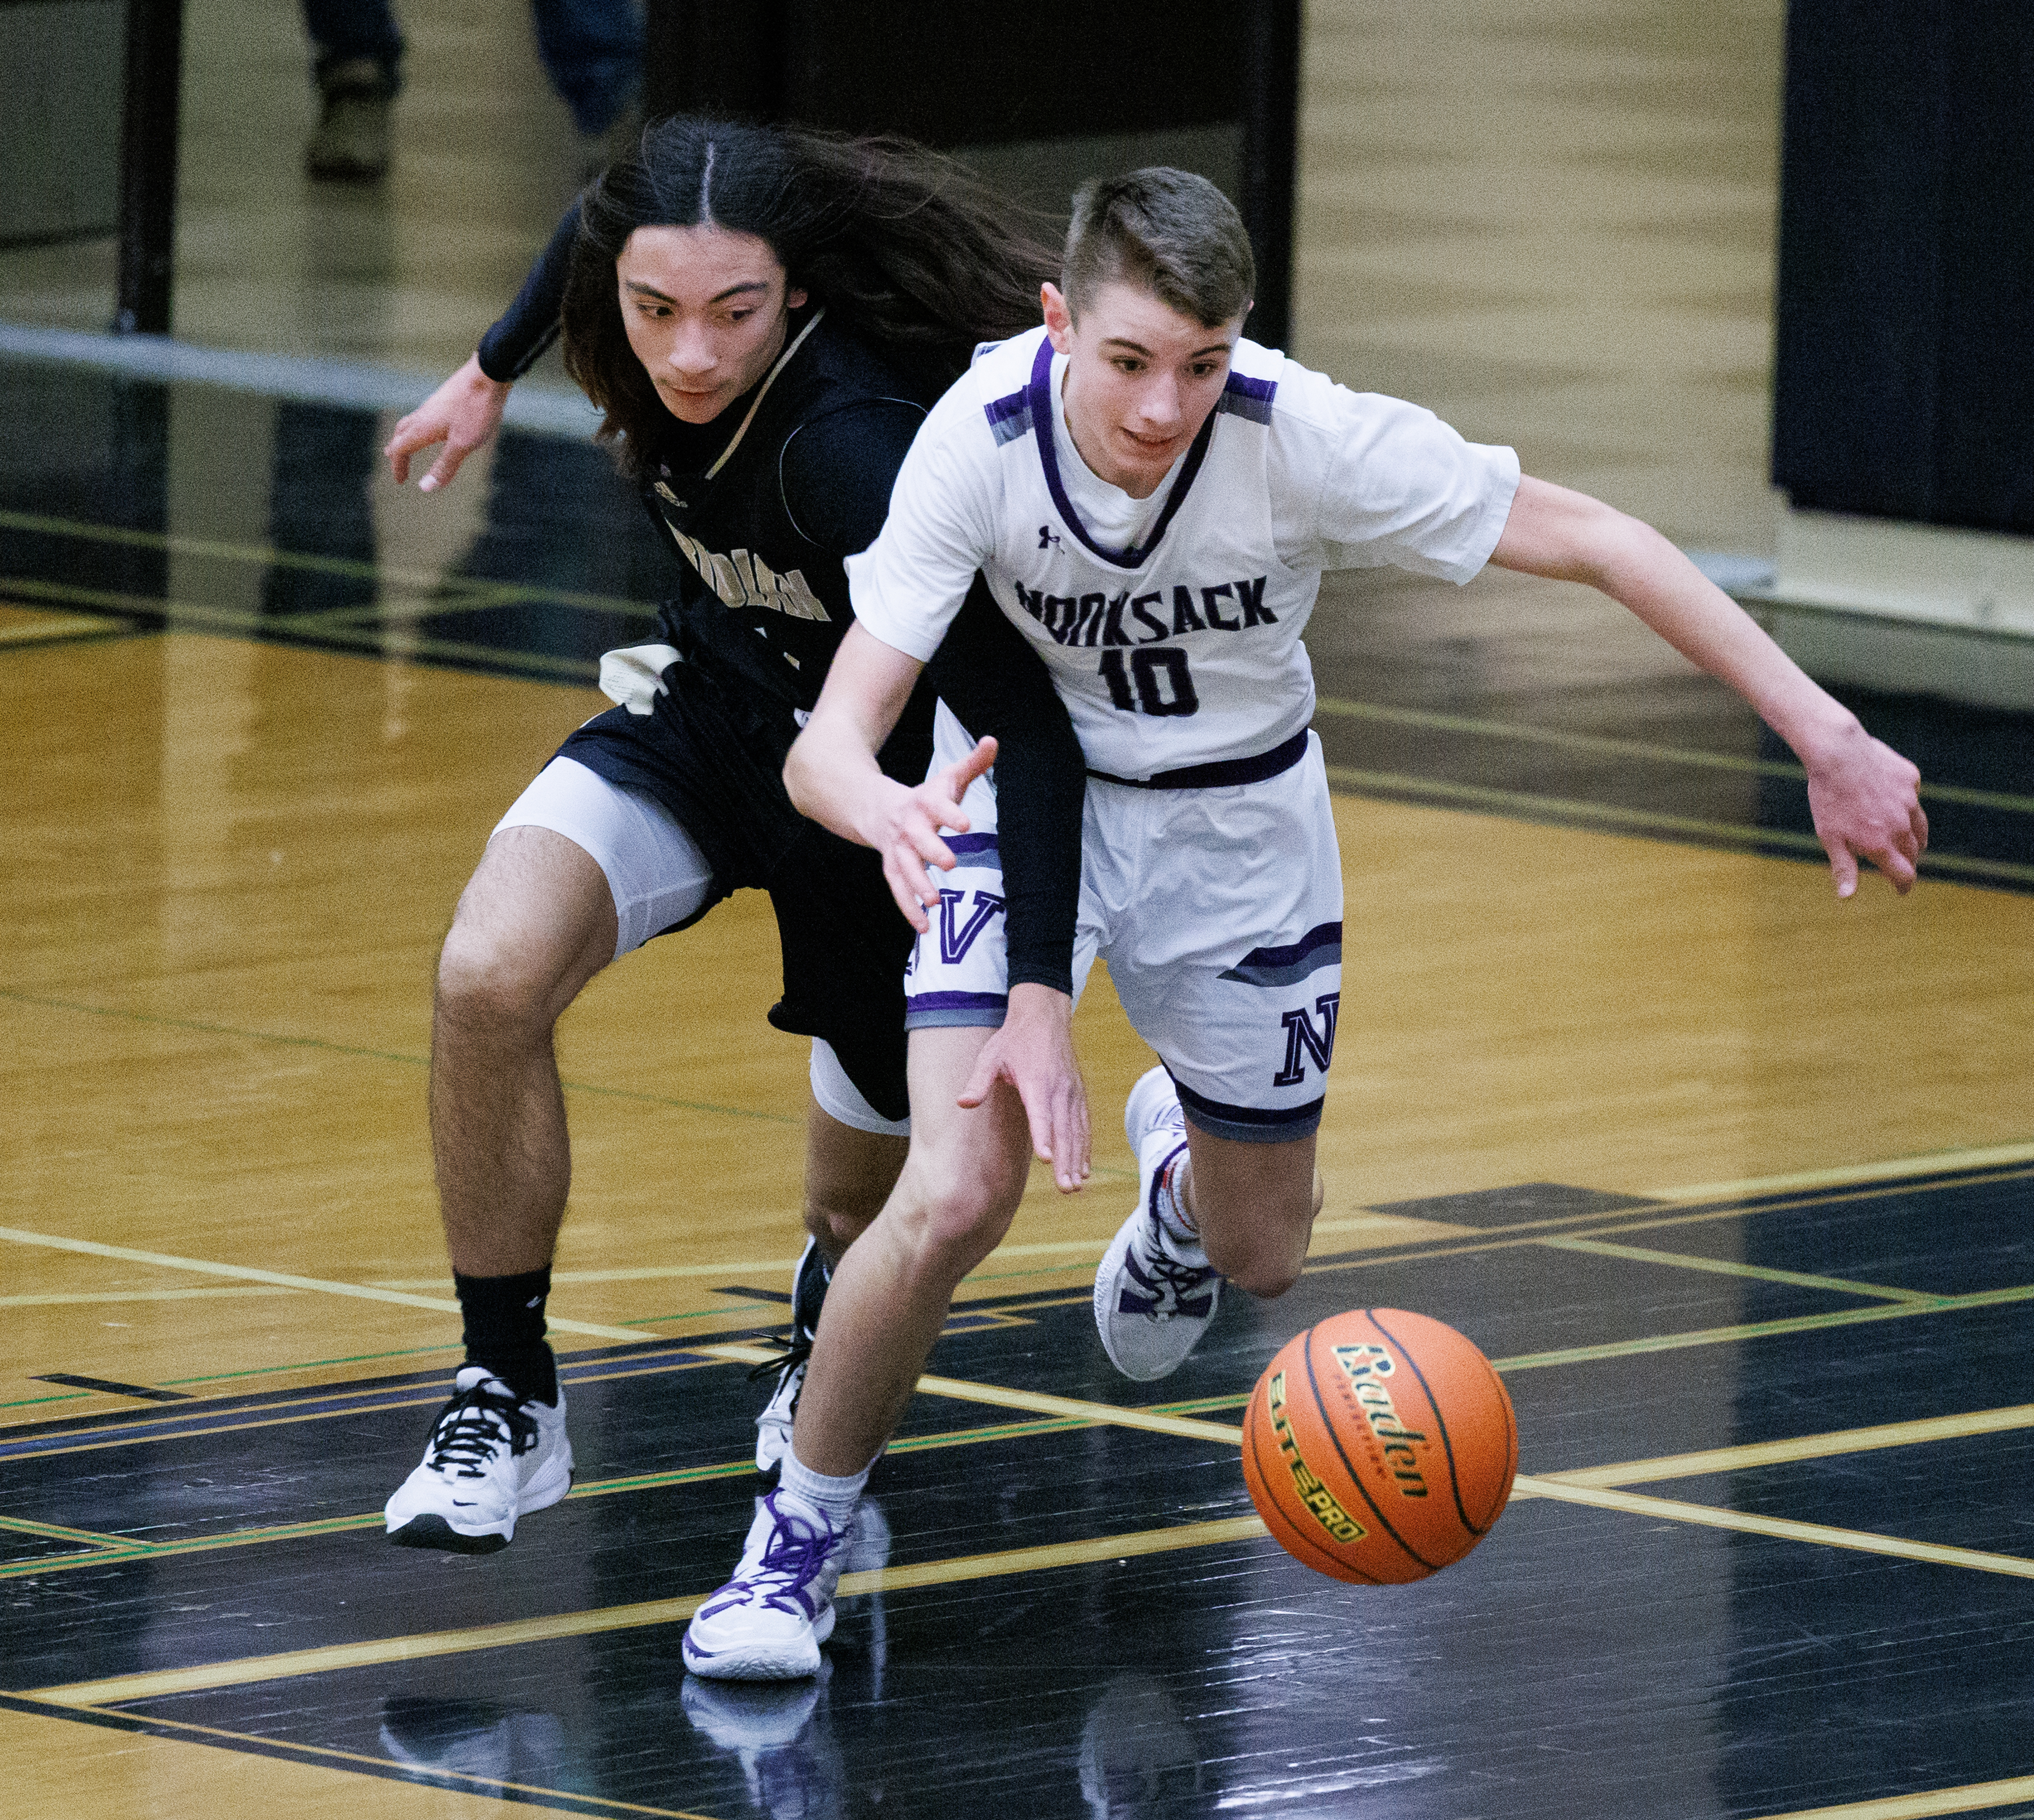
top-left (1139, 372), bottom-right (1184, 430)
top-left (667, 322), bottom-right (717, 375)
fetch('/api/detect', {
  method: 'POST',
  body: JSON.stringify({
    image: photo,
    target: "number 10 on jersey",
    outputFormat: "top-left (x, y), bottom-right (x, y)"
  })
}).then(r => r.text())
top-left (1099, 647), bottom-right (1200, 717)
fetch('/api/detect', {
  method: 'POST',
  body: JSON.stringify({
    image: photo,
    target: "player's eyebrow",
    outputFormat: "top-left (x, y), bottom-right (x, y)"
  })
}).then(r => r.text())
top-left (623, 278), bottom-right (773, 306)
top-left (1101, 334), bottom-right (1234, 360)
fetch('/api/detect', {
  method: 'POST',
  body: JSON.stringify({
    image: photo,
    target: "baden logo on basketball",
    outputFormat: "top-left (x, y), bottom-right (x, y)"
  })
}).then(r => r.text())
top-left (1266, 1369), bottom-right (1367, 1545)
top-left (1241, 1309), bottom-right (1518, 1584)
top-left (1331, 1342), bottom-right (1430, 1498)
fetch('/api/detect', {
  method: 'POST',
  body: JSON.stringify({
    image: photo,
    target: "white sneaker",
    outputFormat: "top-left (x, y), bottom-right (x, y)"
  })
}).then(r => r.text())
top-left (384, 1366), bottom-right (573, 1553)
top-left (1093, 1067), bottom-right (1223, 1382)
top-left (683, 1491), bottom-right (851, 1681)
top-left (754, 1239), bottom-right (829, 1474)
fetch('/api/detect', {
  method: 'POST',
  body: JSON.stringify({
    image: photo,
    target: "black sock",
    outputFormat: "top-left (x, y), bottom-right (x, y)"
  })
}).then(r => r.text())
top-left (455, 1268), bottom-right (557, 1406)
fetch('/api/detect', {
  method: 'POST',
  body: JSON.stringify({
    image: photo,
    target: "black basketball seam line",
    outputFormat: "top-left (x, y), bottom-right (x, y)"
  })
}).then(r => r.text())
top-left (1367, 1308), bottom-right (1487, 1539)
top-left (1304, 1326), bottom-right (1441, 1573)
top-left (1244, 1384), bottom-right (1383, 1585)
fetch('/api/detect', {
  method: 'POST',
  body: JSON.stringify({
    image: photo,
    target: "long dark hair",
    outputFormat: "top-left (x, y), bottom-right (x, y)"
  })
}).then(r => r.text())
top-left (562, 115), bottom-right (1060, 471)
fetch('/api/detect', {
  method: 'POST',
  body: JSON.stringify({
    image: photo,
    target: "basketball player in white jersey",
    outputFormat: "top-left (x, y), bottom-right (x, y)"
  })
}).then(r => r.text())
top-left (678, 168), bottom-right (1927, 1680)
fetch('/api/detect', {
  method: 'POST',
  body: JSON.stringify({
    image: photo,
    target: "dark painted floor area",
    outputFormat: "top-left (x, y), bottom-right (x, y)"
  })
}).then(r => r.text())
top-left (5, 1166), bottom-right (2031, 1818)
top-left (3, 357), bottom-right (2029, 889)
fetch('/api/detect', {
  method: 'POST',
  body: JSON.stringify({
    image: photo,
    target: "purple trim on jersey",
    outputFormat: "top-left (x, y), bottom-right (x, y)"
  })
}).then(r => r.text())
top-left (1026, 336), bottom-right (1219, 571)
top-left (1086, 727), bottom-right (1309, 792)
top-left (1173, 1076), bottom-right (1326, 1144)
top-left (942, 832), bottom-right (1000, 858)
top-left (1216, 370), bottom-right (1277, 424)
top-left (985, 386), bottom-right (1033, 446)
top-left (1218, 919), bottom-right (1343, 987)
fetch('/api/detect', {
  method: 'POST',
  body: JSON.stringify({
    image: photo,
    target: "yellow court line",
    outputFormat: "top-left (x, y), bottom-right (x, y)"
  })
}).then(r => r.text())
top-left (0, 1708), bottom-right (721, 1820)
top-left (0, 1225), bottom-right (1239, 1447)
top-left (0, 1288), bottom-right (304, 1307)
top-left (1311, 694), bottom-right (2034, 815)
top-left (31, 1515), bottom-right (1269, 1708)
top-left (0, 608), bottom-right (127, 645)
top-left (367, 1233), bottom-right (1130, 1290)
top-left (1539, 1404), bottom-right (2034, 1490)
top-left (1512, 1476), bottom-right (2034, 1579)
top-left (1537, 1235), bottom-right (1941, 1303)
top-left (0, 1226), bottom-right (650, 1345)
top-left (0, 1515), bottom-right (127, 1548)
top-left (1752, 1774), bottom-right (2034, 1820)
top-left (1322, 764), bottom-right (2034, 887)
top-left (906, 1375), bottom-right (1244, 1445)
top-left (1648, 1141), bottom-right (2034, 1203)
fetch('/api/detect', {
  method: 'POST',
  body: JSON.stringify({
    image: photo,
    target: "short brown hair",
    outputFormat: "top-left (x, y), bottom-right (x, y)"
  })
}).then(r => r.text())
top-left (1061, 168), bottom-right (1255, 328)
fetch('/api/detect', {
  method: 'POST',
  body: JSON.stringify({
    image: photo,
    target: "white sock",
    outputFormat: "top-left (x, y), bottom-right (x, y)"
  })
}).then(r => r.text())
top-left (778, 1444), bottom-right (870, 1532)
top-left (1148, 1139), bottom-right (1201, 1251)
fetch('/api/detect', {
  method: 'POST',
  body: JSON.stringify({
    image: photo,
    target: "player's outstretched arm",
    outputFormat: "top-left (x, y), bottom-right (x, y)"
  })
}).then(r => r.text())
top-left (1490, 477), bottom-right (1928, 897)
top-left (785, 622), bottom-right (997, 930)
top-left (385, 354), bottom-right (512, 493)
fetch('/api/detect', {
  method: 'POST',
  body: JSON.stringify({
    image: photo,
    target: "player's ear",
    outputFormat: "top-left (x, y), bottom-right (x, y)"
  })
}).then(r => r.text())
top-left (786, 286), bottom-right (809, 311)
top-left (1042, 282), bottom-right (1074, 353)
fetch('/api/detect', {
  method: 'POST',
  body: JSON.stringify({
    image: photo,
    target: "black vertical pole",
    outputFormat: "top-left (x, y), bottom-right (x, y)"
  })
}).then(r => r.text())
top-left (114, 0), bottom-right (185, 335)
top-left (642, 0), bottom-right (781, 122)
top-left (1242, 0), bottom-right (1302, 352)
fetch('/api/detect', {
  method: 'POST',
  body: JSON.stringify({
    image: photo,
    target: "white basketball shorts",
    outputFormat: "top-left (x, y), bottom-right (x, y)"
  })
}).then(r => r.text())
top-left (904, 710), bottom-right (1343, 1144)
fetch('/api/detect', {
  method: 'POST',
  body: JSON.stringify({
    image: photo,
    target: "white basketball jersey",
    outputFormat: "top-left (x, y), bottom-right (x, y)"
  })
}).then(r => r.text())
top-left (964, 328), bottom-right (1312, 779)
top-left (849, 324), bottom-right (1518, 783)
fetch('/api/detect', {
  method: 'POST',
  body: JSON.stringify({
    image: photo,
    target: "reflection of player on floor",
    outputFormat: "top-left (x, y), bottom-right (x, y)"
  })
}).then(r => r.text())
top-left (682, 168), bottom-right (1929, 1679)
top-left (375, 119), bottom-right (1089, 1557)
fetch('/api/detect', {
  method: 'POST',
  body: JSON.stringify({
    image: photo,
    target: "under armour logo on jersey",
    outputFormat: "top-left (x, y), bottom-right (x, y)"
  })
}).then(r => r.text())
top-left (1038, 525), bottom-right (1062, 552)
top-left (1272, 993), bottom-right (1341, 1087)
top-left (937, 887), bottom-right (1007, 966)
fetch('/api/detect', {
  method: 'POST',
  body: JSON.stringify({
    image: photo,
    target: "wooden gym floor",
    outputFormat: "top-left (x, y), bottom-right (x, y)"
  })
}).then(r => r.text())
top-left (5, 1), bottom-right (2034, 1813)
top-left (4, 355), bottom-right (2034, 1820)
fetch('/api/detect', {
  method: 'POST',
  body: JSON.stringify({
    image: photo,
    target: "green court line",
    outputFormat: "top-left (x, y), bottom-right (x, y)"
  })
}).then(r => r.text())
top-left (0, 507), bottom-right (659, 616)
top-left (0, 1516), bottom-right (127, 1549)
top-left (0, 989), bottom-right (801, 1127)
top-left (0, 1393), bottom-right (1234, 1582)
top-left (0, 575), bottom-right (607, 684)
top-left (1537, 1235), bottom-right (1945, 1304)
top-left (1323, 764), bottom-right (2034, 888)
top-left (1314, 695), bottom-right (2034, 816)
top-left (1492, 1282), bottom-right (2034, 1372)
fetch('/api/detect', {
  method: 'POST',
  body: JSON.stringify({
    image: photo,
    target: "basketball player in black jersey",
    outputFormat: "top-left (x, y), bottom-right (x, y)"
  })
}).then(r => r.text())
top-left (378, 119), bottom-right (1092, 1554)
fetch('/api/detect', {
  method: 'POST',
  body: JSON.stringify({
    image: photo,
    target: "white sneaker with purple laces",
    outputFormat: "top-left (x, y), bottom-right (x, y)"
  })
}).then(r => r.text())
top-left (1093, 1066), bottom-right (1224, 1381)
top-left (683, 1491), bottom-right (851, 1681)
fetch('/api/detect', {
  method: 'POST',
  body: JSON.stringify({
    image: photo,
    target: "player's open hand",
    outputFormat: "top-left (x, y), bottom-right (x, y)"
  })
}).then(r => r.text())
top-left (958, 983), bottom-right (1091, 1192)
top-left (1803, 718), bottom-right (1927, 897)
top-left (386, 354), bottom-right (511, 492)
top-left (860, 736), bottom-right (998, 930)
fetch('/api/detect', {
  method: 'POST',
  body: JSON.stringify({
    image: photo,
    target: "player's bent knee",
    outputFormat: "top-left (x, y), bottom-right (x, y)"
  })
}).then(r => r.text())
top-left (1202, 1224), bottom-right (1307, 1300)
top-left (892, 1166), bottom-right (1023, 1282)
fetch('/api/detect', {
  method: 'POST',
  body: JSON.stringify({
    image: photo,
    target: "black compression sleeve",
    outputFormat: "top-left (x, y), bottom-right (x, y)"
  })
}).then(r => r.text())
top-left (476, 204), bottom-right (579, 382)
top-left (923, 583), bottom-right (1084, 997)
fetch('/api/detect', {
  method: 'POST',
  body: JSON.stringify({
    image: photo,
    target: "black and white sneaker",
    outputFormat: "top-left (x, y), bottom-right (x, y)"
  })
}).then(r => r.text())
top-left (1093, 1067), bottom-right (1223, 1381)
top-left (384, 1366), bottom-right (572, 1553)
top-left (753, 1238), bottom-right (830, 1474)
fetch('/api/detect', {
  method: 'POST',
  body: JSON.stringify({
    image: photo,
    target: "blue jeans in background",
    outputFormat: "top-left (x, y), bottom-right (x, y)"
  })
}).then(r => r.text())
top-left (301, 0), bottom-right (643, 134)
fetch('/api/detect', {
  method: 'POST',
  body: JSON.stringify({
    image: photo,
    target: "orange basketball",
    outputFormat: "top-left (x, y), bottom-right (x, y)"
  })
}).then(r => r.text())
top-left (1240, 1308), bottom-right (1517, 1584)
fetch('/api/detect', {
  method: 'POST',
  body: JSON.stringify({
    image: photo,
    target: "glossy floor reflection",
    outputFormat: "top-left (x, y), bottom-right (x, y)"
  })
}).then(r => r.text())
top-left (6, 1167), bottom-right (2034, 1818)
top-left (5, 355), bottom-right (2028, 889)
